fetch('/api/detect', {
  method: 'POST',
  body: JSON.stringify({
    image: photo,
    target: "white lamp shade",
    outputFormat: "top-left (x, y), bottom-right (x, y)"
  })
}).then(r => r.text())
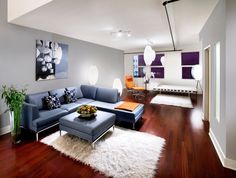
top-left (160, 56), bottom-right (165, 66)
top-left (143, 67), bottom-right (146, 74)
top-left (88, 65), bottom-right (99, 85)
top-left (191, 65), bottom-right (202, 80)
top-left (113, 78), bottom-right (123, 95)
top-left (144, 45), bottom-right (152, 52)
top-left (144, 45), bottom-right (155, 66)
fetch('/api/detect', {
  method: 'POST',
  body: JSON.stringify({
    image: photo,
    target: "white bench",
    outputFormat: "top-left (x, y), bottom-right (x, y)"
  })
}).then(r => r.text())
top-left (153, 85), bottom-right (197, 95)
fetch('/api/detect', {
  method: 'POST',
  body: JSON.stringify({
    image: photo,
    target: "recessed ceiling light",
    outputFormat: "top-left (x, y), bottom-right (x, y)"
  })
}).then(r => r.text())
top-left (127, 31), bottom-right (131, 37)
top-left (111, 30), bottom-right (131, 39)
top-left (117, 30), bottom-right (123, 37)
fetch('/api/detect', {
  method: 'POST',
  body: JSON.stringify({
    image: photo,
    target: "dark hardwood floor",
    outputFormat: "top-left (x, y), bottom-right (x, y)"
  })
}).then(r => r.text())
top-left (1, 90), bottom-right (236, 178)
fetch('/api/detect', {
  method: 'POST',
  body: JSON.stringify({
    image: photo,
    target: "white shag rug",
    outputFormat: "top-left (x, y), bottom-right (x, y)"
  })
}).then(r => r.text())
top-left (150, 94), bottom-right (193, 108)
top-left (41, 127), bottom-right (165, 178)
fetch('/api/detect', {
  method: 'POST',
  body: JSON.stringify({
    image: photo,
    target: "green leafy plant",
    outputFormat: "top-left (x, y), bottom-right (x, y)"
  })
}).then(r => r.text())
top-left (1, 85), bottom-right (27, 143)
top-left (1, 85), bottom-right (26, 112)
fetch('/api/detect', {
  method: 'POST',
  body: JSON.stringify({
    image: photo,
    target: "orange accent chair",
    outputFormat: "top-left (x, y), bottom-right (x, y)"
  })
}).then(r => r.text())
top-left (125, 75), bottom-right (145, 99)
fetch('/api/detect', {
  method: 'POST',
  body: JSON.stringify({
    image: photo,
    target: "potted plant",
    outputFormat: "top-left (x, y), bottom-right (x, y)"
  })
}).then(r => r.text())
top-left (1, 85), bottom-right (26, 144)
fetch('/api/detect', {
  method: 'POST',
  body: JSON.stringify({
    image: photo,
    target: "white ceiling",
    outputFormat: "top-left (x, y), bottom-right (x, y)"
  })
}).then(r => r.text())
top-left (9, 0), bottom-right (218, 51)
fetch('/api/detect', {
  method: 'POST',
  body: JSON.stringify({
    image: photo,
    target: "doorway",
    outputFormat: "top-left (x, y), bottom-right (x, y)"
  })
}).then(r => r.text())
top-left (203, 46), bottom-right (211, 121)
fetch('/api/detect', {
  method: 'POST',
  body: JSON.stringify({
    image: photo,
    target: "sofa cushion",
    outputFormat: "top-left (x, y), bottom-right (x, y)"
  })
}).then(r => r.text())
top-left (49, 88), bottom-right (66, 104)
top-left (26, 92), bottom-right (49, 110)
top-left (76, 98), bottom-right (94, 105)
top-left (80, 85), bottom-right (97, 99)
top-left (43, 94), bottom-right (61, 110)
top-left (64, 88), bottom-right (77, 103)
top-left (96, 87), bottom-right (119, 103)
top-left (66, 87), bottom-right (83, 99)
top-left (61, 102), bottom-right (81, 112)
top-left (34, 108), bottom-right (67, 128)
top-left (76, 87), bottom-right (83, 99)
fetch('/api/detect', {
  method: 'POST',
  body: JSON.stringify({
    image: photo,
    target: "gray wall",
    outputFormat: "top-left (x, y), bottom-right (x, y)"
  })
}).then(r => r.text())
top-left (0, 0), bottom-right (124, 131)
top-left (200, 0), bottom-right (226, 154)
top-left (226, 0), bottom-right (236, 160)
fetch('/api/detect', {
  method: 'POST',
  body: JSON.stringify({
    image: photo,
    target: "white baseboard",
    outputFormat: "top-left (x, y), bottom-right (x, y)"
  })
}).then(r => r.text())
top-left (209, 129), bottom-right (225, 165)
top-left (209, 128), bottom-right (236, 171)
top-left (225, 157), bottom-right (236, 171)
top-left (201, 112), bottom-right (205, 120)
top-left (0, 125), bottom-right (10, 135)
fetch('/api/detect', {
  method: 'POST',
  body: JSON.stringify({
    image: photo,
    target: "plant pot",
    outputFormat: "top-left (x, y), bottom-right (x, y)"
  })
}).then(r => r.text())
top-left (9, 111), bottom-right (21, 144)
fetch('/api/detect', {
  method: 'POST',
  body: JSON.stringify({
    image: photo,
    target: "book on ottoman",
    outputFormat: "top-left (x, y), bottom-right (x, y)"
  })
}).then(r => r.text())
top-left (115, 102), bottom-right (140, 112)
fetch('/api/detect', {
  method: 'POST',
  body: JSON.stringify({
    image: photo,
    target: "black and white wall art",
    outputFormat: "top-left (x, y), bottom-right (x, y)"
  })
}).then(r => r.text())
top-left (36, 40), bottom-right (68, 81)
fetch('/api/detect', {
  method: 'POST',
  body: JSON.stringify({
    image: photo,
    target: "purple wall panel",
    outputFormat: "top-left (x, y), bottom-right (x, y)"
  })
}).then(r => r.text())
top-left (138, 54), bottom-right (164, 66)
top-left (151, 54), bottom-right (164, 66)
top-left (135, 54), bottom-right (165, 78)
top-left (181, 52), bottom-right (199, 65)
top-left (151, 67), bottom-right (164, 78)
top-left (138, 55), bottom-right (146, 66)
top-left (182, 67), bottom-right (194, 79)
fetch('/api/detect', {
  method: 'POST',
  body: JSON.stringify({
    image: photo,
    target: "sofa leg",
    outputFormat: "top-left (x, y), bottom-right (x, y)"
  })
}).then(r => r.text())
top-left (112, 125), bottom-right (115, 131)
top-left (92, 142), bottom-right (95, 149)
top-left (36, 133), bottom-right (39, 141)
top-left (59, 130), bottom-right (61, 136)
top-left (132, 123), bottom-right (135, 130)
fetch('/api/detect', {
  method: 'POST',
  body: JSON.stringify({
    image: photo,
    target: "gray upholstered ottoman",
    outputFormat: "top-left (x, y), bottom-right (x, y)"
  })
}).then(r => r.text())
top-left (59, 110), bottom-right (115, 147)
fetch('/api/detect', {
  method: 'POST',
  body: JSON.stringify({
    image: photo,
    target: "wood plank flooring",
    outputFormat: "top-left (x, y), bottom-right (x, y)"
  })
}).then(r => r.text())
top-left (0, 90), bottom-right (236, 178)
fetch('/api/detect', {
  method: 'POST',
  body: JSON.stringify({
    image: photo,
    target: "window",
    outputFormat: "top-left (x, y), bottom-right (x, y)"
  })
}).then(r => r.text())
top-left (215, 42), bottom-right (221, 122)
top-left (133, 54), bottom-right (165, 78)
top-left (133, 55), bottom-right (139, 77)
top-left (181, 52), bottom-right (199, 79)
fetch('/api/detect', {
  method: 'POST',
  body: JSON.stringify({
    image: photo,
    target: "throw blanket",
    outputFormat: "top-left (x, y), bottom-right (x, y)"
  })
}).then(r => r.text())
top-left (115, 102), bottom-right (140, 112)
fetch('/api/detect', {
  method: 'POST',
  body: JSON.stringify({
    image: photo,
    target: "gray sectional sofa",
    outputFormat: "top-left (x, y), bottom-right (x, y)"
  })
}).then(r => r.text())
top-left (21, 85), bottom-right (144, 140)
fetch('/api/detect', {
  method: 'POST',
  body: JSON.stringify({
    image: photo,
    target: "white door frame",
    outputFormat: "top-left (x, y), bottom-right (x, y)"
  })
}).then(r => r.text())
top-left (203, 45), bottom-right (212, 122)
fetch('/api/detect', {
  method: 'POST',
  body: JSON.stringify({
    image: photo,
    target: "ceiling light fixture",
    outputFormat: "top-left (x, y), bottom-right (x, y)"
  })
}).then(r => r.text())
top-left (162, 0), bottom-right (180, 51)
top-left (111, 30), bottom-right (131, 39)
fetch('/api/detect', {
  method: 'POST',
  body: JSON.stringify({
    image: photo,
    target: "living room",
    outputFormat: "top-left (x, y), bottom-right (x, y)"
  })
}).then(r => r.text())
top-left (1, 0), bottom-right (236, 177)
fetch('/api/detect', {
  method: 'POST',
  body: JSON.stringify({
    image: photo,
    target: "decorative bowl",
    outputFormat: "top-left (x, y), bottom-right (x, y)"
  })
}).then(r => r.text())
top-left (77, 105), bottom-right (97, 118)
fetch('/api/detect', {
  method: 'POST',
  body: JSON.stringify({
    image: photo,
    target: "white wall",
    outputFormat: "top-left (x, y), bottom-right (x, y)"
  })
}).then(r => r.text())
top-left (124, 44), bottom-right (201, 91)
